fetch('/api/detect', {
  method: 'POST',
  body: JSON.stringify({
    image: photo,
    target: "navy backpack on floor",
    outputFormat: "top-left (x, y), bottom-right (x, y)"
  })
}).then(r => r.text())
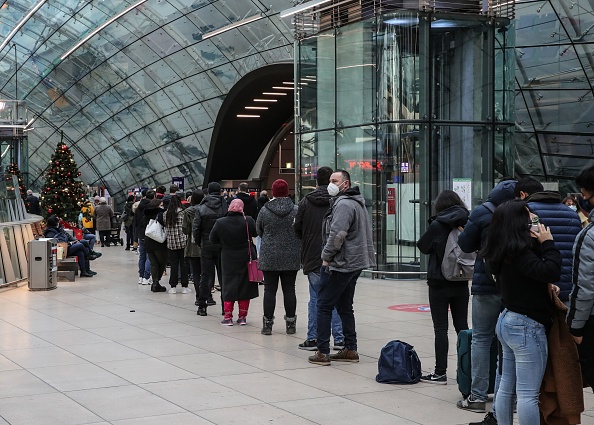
top-left (376, 340), bottom-right (422, 384)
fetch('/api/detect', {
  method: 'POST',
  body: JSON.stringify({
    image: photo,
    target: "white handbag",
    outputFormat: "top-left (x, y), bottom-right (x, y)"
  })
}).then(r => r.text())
top-left (145, 218), bottom-right (166, 243)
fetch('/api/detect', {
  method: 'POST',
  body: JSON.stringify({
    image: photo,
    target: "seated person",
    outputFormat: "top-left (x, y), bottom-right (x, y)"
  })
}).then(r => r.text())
top-left (43, 216), bottom-right (96, 277)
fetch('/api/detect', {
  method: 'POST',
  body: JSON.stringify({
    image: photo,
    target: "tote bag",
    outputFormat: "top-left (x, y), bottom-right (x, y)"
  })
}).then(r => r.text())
top-left (244, 217), bottom-right (263, 283)
top-left (145, 218), bottom-right (166, 243)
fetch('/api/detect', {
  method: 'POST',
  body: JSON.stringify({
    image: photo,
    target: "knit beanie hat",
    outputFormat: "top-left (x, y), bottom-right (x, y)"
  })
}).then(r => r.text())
top-left (208, 182), bottom-right (222, 194)
top-left (271, 179), bottom-right (289, 198)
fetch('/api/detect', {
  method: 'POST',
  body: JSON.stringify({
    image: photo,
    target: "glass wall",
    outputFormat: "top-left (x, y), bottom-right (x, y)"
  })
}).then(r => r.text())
top-left (296, 11), bottom-right (515, 273)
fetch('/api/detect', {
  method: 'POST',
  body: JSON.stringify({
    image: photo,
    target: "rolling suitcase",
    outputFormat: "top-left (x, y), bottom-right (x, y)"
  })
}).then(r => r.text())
top-left (456, 329), bottom-right (498, 397)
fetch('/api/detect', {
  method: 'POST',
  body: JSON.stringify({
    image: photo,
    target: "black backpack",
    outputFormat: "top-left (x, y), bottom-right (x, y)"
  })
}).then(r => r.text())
top-left (376, 340), bottom-right (422, 384)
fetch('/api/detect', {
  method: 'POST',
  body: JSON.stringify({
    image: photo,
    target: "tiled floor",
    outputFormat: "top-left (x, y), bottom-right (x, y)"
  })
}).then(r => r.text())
top-left (0, 246), bottom-right (592, 425)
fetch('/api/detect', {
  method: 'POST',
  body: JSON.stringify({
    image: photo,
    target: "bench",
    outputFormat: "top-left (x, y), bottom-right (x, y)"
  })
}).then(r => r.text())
top-left (57, 257), bottom-right (78, 282)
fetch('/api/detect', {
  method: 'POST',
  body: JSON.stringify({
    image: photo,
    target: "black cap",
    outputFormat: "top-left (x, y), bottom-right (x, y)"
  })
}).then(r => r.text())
top-left (208, 182), bottom-right (222, 194)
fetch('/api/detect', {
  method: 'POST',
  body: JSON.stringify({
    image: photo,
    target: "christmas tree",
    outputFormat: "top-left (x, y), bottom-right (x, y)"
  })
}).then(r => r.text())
top-left (5, 163), bottom-right (27, 201)
top-left (40, 142), bottom-right (87, 223)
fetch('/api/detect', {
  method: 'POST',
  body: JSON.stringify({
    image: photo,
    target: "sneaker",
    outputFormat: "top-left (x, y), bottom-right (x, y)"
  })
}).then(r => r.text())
top-left (138, 277), bottom-right (143, 284)
top-left (207, 298), bottom-right (217, 306)
top-left (457, 395), bottom-right (486, 413)
top-left (91, 252), bottom-right (102, 258)
top-left (298, 340), bottom-right (318, 351)
top-left (333, 340), bottom-right (345, 350)
top-left (141, 278), bottom-right (151, 285)
top-left (329, 347), bottom-right (359, 363)
top-left (470, 412), bottom-right (497, 425)
top-left (220, 318), bottom-right (233, 326)
top-left (420, 372), bottom-right (447, 385)
top-left (168, 287), bottom-right (177, 294)
top-left (237, 317), bottom-right (247, 325)
top-left (214, 284), bottom-right (221, 291)
top-left (181, 287), bottom-right (192, 294)
top-left (308, 351), bottom-right (331, 366)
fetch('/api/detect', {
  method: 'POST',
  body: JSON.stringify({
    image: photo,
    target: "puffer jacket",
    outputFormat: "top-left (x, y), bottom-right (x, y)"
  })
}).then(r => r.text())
top-left (458, 179), bottom-right (517, 295)
top-left (417, 204), bottom-right (470, 286)
top-left (526, 191), bottom-right (582, 301)
top-left (294, 185), bottom-right (332, 274)
top-left (257, 197), bottom-right (301, 271)
top-left (192, 195), bottom-right (227, 249)
top-left (321, 187), bottom-right (376, 272)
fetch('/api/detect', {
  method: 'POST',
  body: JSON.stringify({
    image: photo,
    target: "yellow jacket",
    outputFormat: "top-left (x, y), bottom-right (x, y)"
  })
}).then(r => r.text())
top-left (81, 203), bottom-right (94, 228)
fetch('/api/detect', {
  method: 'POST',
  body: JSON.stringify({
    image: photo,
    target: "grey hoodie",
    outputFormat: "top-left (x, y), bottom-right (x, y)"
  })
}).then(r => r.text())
top-left (256, 197), bottom-right (301, 271)
top-left (321, 187), bottom-right (376, 272)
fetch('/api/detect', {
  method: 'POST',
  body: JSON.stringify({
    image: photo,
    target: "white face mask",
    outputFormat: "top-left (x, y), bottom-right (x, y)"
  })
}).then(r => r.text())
top-left (327, 181), bottom-right (345, 197)
top-left (568, 205), bottom-right (577, 211)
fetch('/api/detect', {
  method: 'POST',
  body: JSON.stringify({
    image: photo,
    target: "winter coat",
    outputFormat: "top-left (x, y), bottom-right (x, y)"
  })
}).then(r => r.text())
top-left (43, 226), bottom-right (77, 244)
top-left (294, 185), bottom-right (332, 274)
top-left (123, 201), bottom-right (134, 227)
top-left (182, 205), bottom-right (201, 258)
top-left (192, 195), bottom-right (227, 250)
top-left (525, 191), bottom-right (582, 301)
top-left (417, 204), bottom-right (470, 286)
top-left (457, 179), bottom-right (517, 295)
top-left (94, 204), bottom-right (114, 231)
top-left (81, 202), bottom-right (94, 229)
top-left (236, 192), bottom-right (259, 220)
top-left (210, 212), bottom-right (259, 302)
top-left (257, 197), bottom-right (301, 271)
top-left (144, 207), bottom-right (167, 251)
top-left (321, 187), bottom-right (376, 272)
top-left (134, 198), bottom-right (151, 238)
top-left (257, 195), bottom-right (270, 211)
top-left (27, 194), bottom-right (40, 215)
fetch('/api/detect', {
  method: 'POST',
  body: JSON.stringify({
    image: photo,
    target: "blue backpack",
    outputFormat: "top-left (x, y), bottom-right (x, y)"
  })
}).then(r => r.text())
top-left (376, 340), bottom-right (422, 384)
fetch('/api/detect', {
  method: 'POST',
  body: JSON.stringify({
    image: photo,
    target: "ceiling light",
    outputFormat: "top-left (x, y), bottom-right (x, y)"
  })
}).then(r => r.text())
top-left (336, 63), bottom-right (376, 70)
top-left (0, 0), bottom-right (48, 52)
top-left (245, 106), bottom-right (268, 110)
top-left (301, 78), bottom-right (317, 82)
top-left (262, 92), bottom-right (287, 96)
top-left (237, 114), bottom-right (260, 118)
top-left (272, 86), bottom-right (294, 90)
top-left (279, 0), bottom-right (333, 18)
top-left (202, 14), bottom-right (263, 40)
top-left (61, 0), bottom-right (148, 60)
top-left (283, 82), bottom-right (294, 85)
top-left (254, 99), bottom-right (277, 102)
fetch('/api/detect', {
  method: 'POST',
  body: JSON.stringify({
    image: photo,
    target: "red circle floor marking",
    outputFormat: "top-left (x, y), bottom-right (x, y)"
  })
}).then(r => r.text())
top-left (388, 304), bottom-right (431, 312)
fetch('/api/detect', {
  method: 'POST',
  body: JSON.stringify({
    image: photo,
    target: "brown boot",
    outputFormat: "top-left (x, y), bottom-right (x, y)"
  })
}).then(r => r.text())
top-left (308, 351), bottom-right (331, 366)
top-left (329, 347), bottom-right (359, 363)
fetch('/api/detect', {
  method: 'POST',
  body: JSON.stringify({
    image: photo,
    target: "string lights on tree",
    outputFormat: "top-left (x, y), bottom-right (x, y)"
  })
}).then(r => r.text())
top-left (5, 163), bottom-right (27, 202)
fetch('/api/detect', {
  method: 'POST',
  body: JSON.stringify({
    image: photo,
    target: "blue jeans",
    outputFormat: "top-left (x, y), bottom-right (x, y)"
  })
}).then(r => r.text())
top-left (316, 267), bottom-right (361, 355)
top-left (83, 233), bottom-right (96, 251)
top-left (495, 309), bottom-right (547, 425)
top-left (307, 271), bottom-right (343, 342)
top-left (138, 237), bottom-right (151, 279)
top-left (471, 294), bottom-right (501, 402)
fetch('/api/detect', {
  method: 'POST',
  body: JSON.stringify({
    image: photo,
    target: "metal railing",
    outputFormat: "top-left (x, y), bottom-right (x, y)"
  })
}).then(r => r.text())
top-left (363, 269), bottom-right (427, 279)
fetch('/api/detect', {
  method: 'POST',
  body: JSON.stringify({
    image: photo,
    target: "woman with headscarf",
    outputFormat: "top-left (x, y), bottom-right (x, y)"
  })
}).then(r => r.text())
top-left (209, 199), bottom-right (259, 325)
top-left (94, 197), bottom-right (114, 247)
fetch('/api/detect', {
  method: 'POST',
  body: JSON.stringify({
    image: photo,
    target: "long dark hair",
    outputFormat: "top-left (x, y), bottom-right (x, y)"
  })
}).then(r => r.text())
top-left (165, 195), bottom-right (182, 228)
top-left (479, 199), bottom-right (532, 265)
top-left (434, 189), bottom-right (465, 214)
top-left (190, 189), bottom-right (204, 206)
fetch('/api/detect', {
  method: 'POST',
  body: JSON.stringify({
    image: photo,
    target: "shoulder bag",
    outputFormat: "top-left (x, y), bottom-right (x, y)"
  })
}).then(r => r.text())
top-left (145, 217), bottom-right (166, 243)
top-left (244, 216), bottom-right (263, 283)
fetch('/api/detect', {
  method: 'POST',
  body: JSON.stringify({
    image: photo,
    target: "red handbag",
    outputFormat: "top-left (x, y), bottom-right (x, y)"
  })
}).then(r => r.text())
top-left (244, 216), bottom-right (263, 283)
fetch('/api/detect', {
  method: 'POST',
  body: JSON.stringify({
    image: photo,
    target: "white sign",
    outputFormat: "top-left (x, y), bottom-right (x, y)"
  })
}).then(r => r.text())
top-left (453, 178), bottom-right (472, 210)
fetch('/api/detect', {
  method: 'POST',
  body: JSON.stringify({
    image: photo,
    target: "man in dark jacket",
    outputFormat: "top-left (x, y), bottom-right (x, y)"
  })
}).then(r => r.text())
top-left (193, 182), bottom-right (228, 315)
top-left (236, 182), bottom-right (258, 220)
top-left (26, 190), bottom-right (41, 215)
top-left (162, 184), bottom-right (179, 210)
top-left (456, 179), bottom-right (516, 420)
top-left (257, 190), bottom-right (270, 211)
top-left (517, 177), bottom-right (582, 302)
top-left (294, 166), bottom-right (344, 351)
top-left (135, 190), bottom-right (154, 285)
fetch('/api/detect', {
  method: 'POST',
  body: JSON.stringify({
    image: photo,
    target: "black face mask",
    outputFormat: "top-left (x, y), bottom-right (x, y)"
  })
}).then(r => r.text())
top-left (579, 195), bottom-right (593, 214)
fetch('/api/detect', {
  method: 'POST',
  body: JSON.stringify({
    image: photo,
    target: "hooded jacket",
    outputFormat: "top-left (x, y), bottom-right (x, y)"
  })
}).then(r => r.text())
top-left (192, 195), bottom-right (227, 249)
top-left (321, 187), bottom-right (376, 272)
top-left (417, 204), bottom-right (470, 285)
top-left (182, 205), bottom-right (201, 258)
top-left (134, 198), bottom-right (152, 238)
top-left (236, 192), bottom-right (258, 220)
top-left (257, 197), bottom-right (301, 271)
top-left (526, 191), bottom-right (582, 301)
top-left (294, 185), bottom-right (332, 274)
top-left (457, 179), bottom-right (517, 294)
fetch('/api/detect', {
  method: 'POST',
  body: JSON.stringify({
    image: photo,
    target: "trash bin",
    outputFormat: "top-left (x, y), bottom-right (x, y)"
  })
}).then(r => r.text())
top-left (28, 238), bottom-right (58, 291)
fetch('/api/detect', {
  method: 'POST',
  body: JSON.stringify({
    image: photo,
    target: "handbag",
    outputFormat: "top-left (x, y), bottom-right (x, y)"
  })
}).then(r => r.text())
top-left (145, 218), bottom-right (166, 243)
top-left (244, 216), bottom-right (263, 283)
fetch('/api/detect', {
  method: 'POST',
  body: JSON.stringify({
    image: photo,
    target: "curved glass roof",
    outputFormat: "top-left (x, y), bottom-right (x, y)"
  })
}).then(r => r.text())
top-left (0, 0), bottom-right (293, 201)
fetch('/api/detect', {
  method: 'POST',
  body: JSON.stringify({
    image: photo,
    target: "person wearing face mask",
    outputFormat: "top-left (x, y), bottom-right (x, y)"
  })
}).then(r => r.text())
top-left (563, 196), bottom-right (589, 228)
top-left (567, 165), bottom-right (594, 393)
top-left (307, 170), bottom-right (376, 366)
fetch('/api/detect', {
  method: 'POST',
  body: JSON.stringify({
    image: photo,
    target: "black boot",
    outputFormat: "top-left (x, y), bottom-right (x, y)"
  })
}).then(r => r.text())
top-left (285, 315), bottom-right (297, 334)
top-left (197, 307), bottom-right (207, 316)
top-left (151, 283), bottom-right (166, 292)
top-left (261, 316), bottom-right (274, 335)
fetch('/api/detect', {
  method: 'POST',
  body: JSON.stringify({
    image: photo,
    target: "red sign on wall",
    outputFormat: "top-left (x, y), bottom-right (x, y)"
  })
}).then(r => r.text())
top-left (387, 188), bottom-right (396, 215)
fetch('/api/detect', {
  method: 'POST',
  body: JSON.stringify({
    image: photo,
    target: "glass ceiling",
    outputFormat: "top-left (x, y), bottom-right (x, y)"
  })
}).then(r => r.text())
top-left (1, 0), bottom-right (593, 202)
top-left (0, 0), bottom-right (294, 202)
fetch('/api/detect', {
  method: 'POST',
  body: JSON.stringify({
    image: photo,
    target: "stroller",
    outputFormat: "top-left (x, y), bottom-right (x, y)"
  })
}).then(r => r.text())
top-left (107, 212), bottom-right (125, 246)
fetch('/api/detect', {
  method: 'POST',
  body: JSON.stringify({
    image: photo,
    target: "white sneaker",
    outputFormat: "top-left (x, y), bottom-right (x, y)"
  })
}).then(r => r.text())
top-left (138, 277), bottom-right (143, 284)
top-left (168, 287), bottom-right (177, 294)
top-left (181, 287), bottom-right (192, 294)
top-left (141, 278), bottom-right (151, 285)
top-left (148, 276), bottom-right (153, 284)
